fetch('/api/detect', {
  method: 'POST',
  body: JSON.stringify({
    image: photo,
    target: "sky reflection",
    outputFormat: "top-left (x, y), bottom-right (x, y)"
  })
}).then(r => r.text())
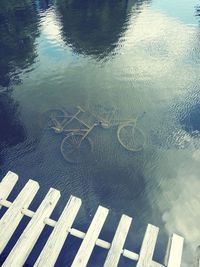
top-left (18, 5), bottom-right (200, 266)
top-left (0, 1), bottom-right (200, 266)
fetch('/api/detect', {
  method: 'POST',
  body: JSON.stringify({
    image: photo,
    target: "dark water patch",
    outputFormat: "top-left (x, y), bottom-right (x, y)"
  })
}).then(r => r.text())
top-left (87, 245), bottom-right (108, 267)
top-left (0, 206), bottom-right (8, 220)
top-left (38, 0), bottom-right (54, 11)
top-left (0, 0), bottom-right (39, 88)
top-left (55, 234), bottom-right (82, 267)
top-left (180, 103), bottom-right (200, 133)
top-left (0, 92), bottom-right (26, 151)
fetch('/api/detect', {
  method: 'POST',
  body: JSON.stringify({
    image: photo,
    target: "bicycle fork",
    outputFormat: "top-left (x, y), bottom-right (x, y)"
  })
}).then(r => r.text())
top-left (77, 124), bottom-right (96, 148)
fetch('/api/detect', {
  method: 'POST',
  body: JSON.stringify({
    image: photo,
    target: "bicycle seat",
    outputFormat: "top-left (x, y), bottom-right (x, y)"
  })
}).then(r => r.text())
top-left (51, 126), bottom-right (63, 133)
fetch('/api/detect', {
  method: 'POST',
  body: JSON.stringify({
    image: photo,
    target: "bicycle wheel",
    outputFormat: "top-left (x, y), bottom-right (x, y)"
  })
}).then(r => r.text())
top-left (61, 132), bottom-right (93, 163)
top-left (117, 124), bottom-right (146, 152)
top-left (40, 108), bottom-right (68, 131)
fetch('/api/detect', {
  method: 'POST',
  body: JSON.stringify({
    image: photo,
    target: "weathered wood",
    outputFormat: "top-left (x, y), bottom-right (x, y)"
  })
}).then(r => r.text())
top-left (0, 199), bottom-right (111, 250)
top-left (151, 261), bottom-right (164, 267)
top-left (104, 214), bottom-right (132, 267)
top-left (166, 234), bottom-right (184, 267)
top-left (123, 249), bottom-right (139, 261)
top-left (71, 206), bottom-right (109, 267)
top-left (2, 188), bottom-right (60, 267)
top-left (34, 195), bottom-right (82, 267)
top-left (0, 171), bottom-right (18, 209)
top-left (0, 179), bottom-right (39, 253)
top-left (0, 172), bottom-right (184, 267)
top-left (0, 199), bottom-right (11, 208)
top-left (0, 198), bottom-right (112, 249)
top-left (136, 224), bottom-right (159, 267)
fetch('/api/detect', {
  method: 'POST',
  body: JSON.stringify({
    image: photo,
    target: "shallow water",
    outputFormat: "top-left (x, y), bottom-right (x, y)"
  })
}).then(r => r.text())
top-left (0, 0), bottom-right (200, 266)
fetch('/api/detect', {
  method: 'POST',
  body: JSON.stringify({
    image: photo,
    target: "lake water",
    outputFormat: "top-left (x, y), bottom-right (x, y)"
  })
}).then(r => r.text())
top-left (0, 0), bottom-right (200, 266)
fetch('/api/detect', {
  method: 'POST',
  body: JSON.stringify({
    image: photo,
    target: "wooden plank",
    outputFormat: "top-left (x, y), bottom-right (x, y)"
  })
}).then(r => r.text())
top-left (123, 249), bottom-right (139, 261)
top-left (71, 206), bottom-right (109, 267)
top-left (151, 261), bottom-right (164, 267)
top-left (136, 224), bottom-right (159, 267)
top-left (2, 188), bottom-right (60, 267)
top-left (34, 195), bottom-right (82, 267)
top-left (0, 171), bottom-right (18, 208)
top-left (0, 179), bottom-right (39, 253)
top-left (104, 214), bottom-right (132, 267)
top-left (166, 234), bottom-right (184, 267)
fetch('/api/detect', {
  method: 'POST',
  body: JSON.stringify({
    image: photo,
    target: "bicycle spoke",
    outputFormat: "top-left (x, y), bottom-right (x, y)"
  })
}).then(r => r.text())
top-left (124, 127), bottom-right (130, 137)
top-left (118, 124), bottom-right (145, 152)
top-left (61, 133), bottom-right (92, 163)
top-left (66, 142), bottom-right (75, 150)
top-left (64, 139), bottom-right (73, 147)
top-left (72, 135), bottom-right (77, 145)
top-left (65, 147), bottom-right (75, 154)
top-left (74, 135), bottom-right (81, 145)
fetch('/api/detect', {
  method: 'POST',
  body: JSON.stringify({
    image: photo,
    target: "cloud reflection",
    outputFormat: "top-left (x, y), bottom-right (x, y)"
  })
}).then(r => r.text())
top-left (119, 8), bottom-right (200, 266)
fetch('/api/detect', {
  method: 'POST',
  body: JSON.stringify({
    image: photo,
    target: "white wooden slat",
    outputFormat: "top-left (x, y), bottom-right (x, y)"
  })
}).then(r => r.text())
top-left (136, 224), bottom-right (159, 267)
top-left (0, 179), bottom-right (39, 253)
top-left (104, 214), bottom-right (132, 267)
top-left (0, 171), bottom-right (18, 208)
top-left (2, 188), bottom-right (60, 267)
top-left (123, 249), bottom-right (139, 261)
top-left (69, 228), bottom-right (111, 249)
top-left (71, 206), bottom-right (109, 267)
top-left (151, 261), bottom-right (164, 267)
top-left (0, 199), bottom-right (11, 209)
top-left (34, 195), bottom-right (82, 267)
top-left (166, 234), bottom-right (184, 267)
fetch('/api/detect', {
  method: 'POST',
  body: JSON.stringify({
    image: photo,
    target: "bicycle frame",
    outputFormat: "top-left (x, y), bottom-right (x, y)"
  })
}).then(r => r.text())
top-left (50, 106), bottom-right (143, 146)
top-left (51, 106), bottom-right (139, 133)
top-left (43, 106), bottom-right (146, 162)
top-left (51, 106), bottom-right (98, 145)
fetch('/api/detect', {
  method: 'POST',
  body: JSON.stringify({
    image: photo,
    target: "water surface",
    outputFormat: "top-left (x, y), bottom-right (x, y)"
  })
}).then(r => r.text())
top-left (0, 0), bottom-right (200, 266)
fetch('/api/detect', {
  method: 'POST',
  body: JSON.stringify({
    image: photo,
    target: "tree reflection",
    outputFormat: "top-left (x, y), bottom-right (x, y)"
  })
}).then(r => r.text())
top-left (0, 0), bottom-right (39, 88)
top-left (0, 0), bottom-right (39, 150)
top-left (56, 0), bottom-right (144, 59)
top-left (39, 0), bottom-right (53, 11)
top-left (0, 92), bottom-right (26, 151)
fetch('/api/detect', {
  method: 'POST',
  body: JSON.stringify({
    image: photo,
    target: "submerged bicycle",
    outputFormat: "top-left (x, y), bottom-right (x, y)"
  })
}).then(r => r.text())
top-left (40, 106), bottom-right (146, 163)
